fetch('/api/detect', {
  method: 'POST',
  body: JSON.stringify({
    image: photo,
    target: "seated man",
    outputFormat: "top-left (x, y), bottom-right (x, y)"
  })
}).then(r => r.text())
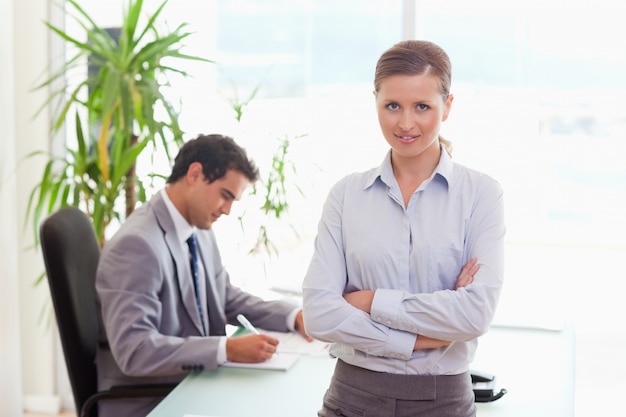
top-left (95, 133), bottom-right (310, 417)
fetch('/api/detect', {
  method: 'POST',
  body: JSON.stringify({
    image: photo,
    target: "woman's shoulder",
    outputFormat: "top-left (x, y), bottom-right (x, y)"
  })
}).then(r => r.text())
top-left (450, 161), bottom-right (503, 195)
top-left (331, 167), bottom-right (379, 191)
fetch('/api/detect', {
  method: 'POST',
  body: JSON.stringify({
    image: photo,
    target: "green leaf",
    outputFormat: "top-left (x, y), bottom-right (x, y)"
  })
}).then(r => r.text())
top-left (28, 0), bottom-right (213, 255)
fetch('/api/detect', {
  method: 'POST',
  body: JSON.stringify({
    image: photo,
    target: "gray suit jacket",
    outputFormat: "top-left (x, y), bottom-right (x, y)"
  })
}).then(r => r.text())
top-left (95, 192), bottom-right (296, 417)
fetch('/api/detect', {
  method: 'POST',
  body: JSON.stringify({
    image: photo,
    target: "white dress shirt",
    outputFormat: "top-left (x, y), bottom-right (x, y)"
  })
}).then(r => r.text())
top-left (161, 188), bottom-right (227, 363)
top-left (161, 189), bottom-right (299, 364)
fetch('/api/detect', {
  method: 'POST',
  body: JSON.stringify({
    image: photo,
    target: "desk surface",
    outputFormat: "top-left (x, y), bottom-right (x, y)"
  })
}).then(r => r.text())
top-left (473, 324), bottom-right (575, 416)
top-left (148, 325), bottom-right (574, 417)
top-left (148, 354), bottom-right (334, 417)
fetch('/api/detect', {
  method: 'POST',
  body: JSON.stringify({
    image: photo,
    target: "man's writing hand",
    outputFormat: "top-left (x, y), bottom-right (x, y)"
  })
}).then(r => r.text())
top-left (226, 334), bottom-right (279, 363)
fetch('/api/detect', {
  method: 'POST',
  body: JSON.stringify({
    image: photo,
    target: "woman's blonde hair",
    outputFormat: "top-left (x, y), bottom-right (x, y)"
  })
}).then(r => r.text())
top-left (374, 40), bottom-right (453, 156)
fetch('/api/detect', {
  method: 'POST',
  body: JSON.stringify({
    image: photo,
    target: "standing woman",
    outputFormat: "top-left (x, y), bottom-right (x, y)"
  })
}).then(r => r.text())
top-left (302, 40), bottom-right (505, 417)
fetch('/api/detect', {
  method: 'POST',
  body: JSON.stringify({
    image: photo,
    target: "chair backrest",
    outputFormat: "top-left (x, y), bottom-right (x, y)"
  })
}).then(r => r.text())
top-left (39, 206), bottom-right (101, 414)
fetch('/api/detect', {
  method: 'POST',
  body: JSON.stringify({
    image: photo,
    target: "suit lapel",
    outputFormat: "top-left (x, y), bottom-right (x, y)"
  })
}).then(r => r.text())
top-left (151, 193), bottom-right (206, 335)
top-left (197, 232), bottom-right (226, 336)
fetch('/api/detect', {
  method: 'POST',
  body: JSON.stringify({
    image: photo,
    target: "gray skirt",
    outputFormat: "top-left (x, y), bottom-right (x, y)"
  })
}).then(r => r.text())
top-left (318, 359), bottom-right (476, 417)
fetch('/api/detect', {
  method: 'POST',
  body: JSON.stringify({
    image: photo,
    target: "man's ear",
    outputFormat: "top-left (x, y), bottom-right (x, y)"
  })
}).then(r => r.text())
top-left (187, 162), bottom-right (203, 183)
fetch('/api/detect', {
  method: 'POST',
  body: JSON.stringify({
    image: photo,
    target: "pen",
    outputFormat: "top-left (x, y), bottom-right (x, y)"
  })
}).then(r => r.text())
top-left (237, 314), bottom-right (260, 335)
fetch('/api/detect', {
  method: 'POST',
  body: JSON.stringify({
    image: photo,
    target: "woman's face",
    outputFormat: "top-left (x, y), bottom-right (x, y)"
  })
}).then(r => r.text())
top-left (375, 73), bottom-right (453, 162)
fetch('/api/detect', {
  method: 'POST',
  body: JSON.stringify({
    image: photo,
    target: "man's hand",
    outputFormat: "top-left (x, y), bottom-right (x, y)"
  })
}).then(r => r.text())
top-left (294, 310), bottom-right (314, 342)
top-left (225, 334), bottom-right (279, 363)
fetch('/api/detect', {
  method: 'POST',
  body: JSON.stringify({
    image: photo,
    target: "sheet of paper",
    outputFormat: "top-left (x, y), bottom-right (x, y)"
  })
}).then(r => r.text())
top-left (231, 327), bottom-right (332, 356)
top-left (221, 352), bottom-right (300, 371)
top-left (263, 330), bottom-right (331, 356)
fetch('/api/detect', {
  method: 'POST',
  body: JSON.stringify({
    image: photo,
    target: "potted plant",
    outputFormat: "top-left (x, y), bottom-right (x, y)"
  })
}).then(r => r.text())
top-left (27, 0), bottom-right (211, 247)
top-left (222, 82), bottom-right (308, 258)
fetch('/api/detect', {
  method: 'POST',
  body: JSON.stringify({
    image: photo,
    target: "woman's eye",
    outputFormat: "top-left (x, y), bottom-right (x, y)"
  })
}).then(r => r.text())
top-left (386, 103), bottom-right (400, 110)
top-left (417, 103), bottom-right (429, 111)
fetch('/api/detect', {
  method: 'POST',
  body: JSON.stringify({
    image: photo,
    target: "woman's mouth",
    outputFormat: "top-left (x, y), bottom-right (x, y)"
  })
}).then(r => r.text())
top-left (395, 133), bottom-right (419, 143)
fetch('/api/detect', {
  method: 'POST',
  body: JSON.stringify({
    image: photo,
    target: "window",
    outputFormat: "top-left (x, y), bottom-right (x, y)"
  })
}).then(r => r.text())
top-left (411, 2), bottom-right (626, 330)
top-left (81, 0), bottom-right (626, 327)
top-left (214, 0), bottom-right (402, 98)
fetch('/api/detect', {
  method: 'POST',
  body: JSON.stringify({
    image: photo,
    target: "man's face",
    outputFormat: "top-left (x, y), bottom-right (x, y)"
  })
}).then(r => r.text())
top-left (187, 165), bottom-right (249, 230)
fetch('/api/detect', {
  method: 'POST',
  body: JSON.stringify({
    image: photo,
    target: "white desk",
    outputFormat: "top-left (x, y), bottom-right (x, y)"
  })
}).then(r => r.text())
top-left (148, 354), bottom-right (334, 417)
top-left (473, 324), bottom-right (575, 416)
top-left (148, 325), bottom-right (574, 417)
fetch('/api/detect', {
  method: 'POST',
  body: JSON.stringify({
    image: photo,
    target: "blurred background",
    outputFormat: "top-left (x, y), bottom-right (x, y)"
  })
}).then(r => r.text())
top-left (3, 1), bottom-right (625, 415)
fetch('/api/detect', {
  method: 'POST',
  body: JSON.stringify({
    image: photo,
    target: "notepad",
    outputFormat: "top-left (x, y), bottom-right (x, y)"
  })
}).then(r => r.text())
top-left (231, 327), bottom-right (331, 356)
top-left (221, 352), bottom-right (300, 371)
top-left (264, 330), bottom-right (331, 356)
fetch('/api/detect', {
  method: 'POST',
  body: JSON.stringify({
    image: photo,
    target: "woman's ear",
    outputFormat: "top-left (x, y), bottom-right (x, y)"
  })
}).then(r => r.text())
top-left (442, 93), bottom-right (454, 121)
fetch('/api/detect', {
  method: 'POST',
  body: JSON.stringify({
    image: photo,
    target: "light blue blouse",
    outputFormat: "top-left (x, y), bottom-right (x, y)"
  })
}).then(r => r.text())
top-left (302, 147), bottom-right (505, 375)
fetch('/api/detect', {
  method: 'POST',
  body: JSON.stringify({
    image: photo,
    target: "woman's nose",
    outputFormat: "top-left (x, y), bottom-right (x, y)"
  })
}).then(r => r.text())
top-left (398, 111), bottom-right (414, 131)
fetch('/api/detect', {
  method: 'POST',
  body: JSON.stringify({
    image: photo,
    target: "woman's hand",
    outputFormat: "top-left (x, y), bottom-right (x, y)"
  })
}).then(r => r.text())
top-left (343, 290), bottom-right (375, 313)
top-left (455, 257), bottom-right (479, 289)
top-left (414, 335), bottom-right (453, 349)
top-left (343, 258), bottom-right (478, 312)
top-left (343, 258), bottom-right (479, 350)
top-left (413, 257), bottom-right (479, 350)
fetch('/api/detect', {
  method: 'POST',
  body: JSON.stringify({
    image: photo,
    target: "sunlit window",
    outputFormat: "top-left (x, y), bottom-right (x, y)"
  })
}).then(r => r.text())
top-left (81, 0), bottom-right (626, 329)
top-left (214, 0), bottom-right (402, 98)
top-left (409, 2), bottom-right (626, 332)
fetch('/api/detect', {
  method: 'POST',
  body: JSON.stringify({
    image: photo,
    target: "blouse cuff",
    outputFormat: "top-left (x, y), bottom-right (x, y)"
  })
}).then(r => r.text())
top-left (372, 288), bottom-right (415, 360)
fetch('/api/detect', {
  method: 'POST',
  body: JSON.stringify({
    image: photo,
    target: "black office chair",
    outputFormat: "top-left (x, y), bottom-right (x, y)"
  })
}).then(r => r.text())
top-left (39, 206), bottom-right (175, 417)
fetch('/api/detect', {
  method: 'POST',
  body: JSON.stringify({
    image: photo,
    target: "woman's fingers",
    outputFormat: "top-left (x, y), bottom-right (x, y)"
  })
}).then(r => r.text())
top-left (455, 257), bottom-right (479, 289)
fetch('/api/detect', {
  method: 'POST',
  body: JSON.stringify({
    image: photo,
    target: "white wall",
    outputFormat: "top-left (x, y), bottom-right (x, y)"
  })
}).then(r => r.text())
top-left (0, 0), bottom-right (24, 413)
top-left (1, 0), bottom-right (60, 414)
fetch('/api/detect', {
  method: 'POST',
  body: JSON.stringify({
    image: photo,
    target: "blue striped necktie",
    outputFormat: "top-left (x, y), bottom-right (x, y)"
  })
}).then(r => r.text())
top-left (186, 234), bottom-right (206, 334)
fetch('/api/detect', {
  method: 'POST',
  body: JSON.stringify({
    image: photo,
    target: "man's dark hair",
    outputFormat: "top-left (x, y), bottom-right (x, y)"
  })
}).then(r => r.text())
top-left (167, 134), bottom-right (260, 184)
